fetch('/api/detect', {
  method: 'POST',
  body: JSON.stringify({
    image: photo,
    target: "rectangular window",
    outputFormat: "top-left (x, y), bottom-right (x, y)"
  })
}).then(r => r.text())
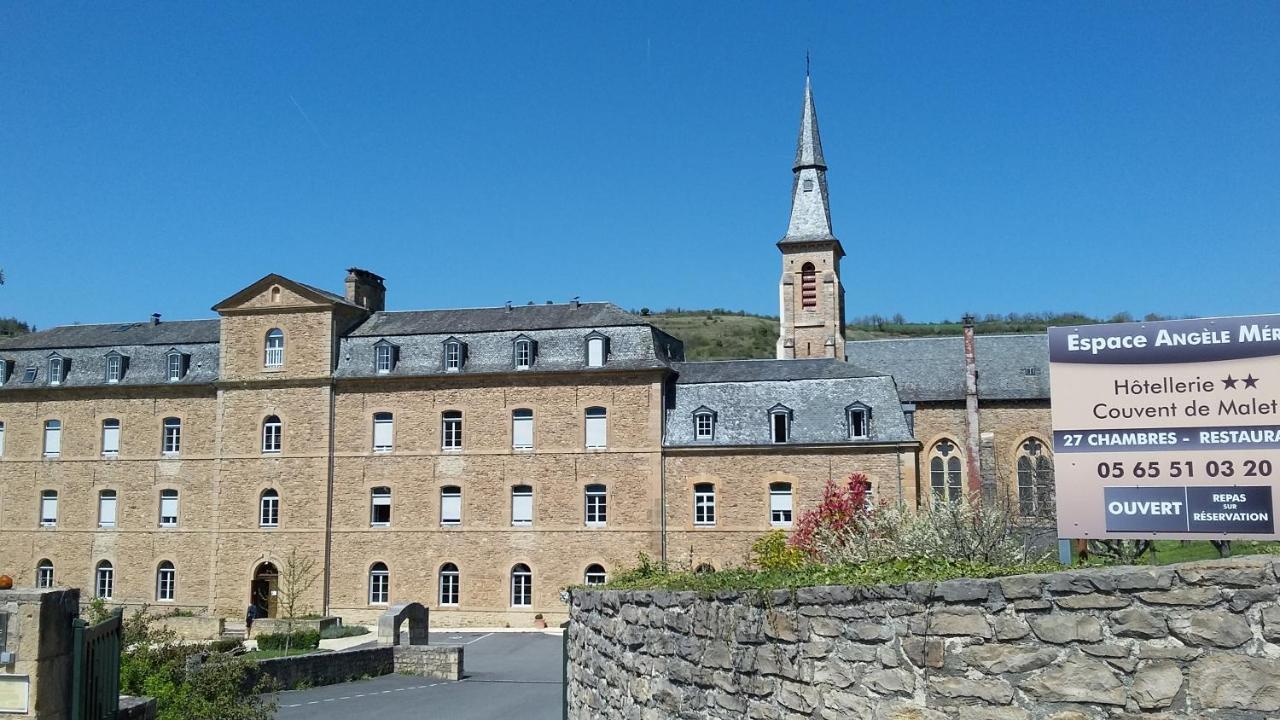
top-left (584, 408), bottom-right (607, 449)
top-left (512, 486), bottom-right (533, 526)
top-left (106, 355), bottom-right (122, 383)
top-left (371, 488), bottom-right (392, 527)
top-left (162, 419), bottom-right (181, 455)
top-left (444, 342), bottom-right (461, 371)
top-left (40, 491), bottom-right (58, 527)
top-left (37, 564), bottom-right (53, 589)
top-left (694, 413), bottom-right (714, 440)
top-left (369, 569), bottom-right (389, 604)
top-left (439, 569), bottom-right (459, 606)
top-left (515, 341), bottom-right (532, 369)
top-left (98, 491), bottom-right (117, 529)
top-left (96, 566), bottom-right (113, 600)
top-left (263, 419), bottom-right (282, 453)
top-left (43, 420), bottom-right (62, 457)
top-left (0, 421), bottom-right (5, 457)
top-left (585, 485), bottom-right (607, 527)
top-left (160, 490), bottom-right (179, 527)
top-left (48, 357), bottom-right (63, 385)
top-left (375, 344), bottom-right (393, 373)
top-left (260, 493), bottom-right (280, 528)
top-left (440, 487), bottom-right (461, 525)
top-left (586, 337), bottom-right (605, 367)
top-left (694, 484), bottom-right (716, 526)
top-left (167, 353), bottom-right (184, 381)
top-left (771, 413), bottom-right (789, 443)
top-left (849, 409), bottom-right (868, 439)
top-left (372, 413), bottom-right (394, 453)
top-left (770, 484), bottom-right (793, 526)
top-left (512, 410), bottom-right (533, 450)
top-left (102, 419), bottom-right (120, 456)
top-left (22, 366), bottom-right (37, 383)
top-left (511, 570), bottom-right (532, 607)
top-left (442, 412), bottom-right (463, 450)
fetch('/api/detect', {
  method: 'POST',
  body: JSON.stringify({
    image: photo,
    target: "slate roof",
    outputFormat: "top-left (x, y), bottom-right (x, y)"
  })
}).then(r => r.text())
top-left (845, 334), bottom-right (1050, 402)
top-left (0, 319), bottom-right (220, 350)
top-left (665, 359), bottom-right (913, 447)
top-left (337, 303), bottom-right (682, 379)
top-left (0, 341), bottom-right (219, 391)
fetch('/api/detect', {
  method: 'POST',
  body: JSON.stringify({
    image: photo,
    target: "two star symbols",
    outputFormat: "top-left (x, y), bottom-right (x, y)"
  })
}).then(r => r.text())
top-left (1222, 374), bottom-right (1260, 389)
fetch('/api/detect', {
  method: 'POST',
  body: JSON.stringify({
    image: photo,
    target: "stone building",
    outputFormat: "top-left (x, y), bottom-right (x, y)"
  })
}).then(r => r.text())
top-left (0, 76), bottom-right (1051, 627)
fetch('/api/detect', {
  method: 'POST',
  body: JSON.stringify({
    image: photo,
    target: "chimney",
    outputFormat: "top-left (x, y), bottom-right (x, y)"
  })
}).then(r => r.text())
top-left (961, 313), bottom-right (984, 499)
top-left (571, 296), bottom-right (580, 309)
top-left (151, 313), bottom-right (161, 326)
top-left (505, 301), bottom-right (512, 313)
top-left (345, 268), bottom-right (386, 312)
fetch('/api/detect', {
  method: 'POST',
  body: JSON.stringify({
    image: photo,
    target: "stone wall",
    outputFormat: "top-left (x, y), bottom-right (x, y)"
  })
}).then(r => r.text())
top-left (253, 644), bottom-right (463, 691)
top-left (157, 615), bottom-right (224, 641)
top-left (566, 556), bottom-right (1280, 719)
top-left (0, 588), bottom-right (79, 720)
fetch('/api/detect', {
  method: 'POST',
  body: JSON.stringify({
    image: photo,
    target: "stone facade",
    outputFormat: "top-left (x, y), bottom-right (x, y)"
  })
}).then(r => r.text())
top-left (0, 588), bottom-right (80, 720)
top-left (566, 556), bottom-right (1280, 719)
top-left (252, 643), bottom-right (462, 691)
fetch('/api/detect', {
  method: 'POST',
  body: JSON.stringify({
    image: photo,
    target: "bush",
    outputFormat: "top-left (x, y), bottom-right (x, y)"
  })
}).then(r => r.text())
top-left (256, 629), bottom-right (320, 651)
top-left (319, 624), bottom-right (369, 640)
top-left (209, 638), bottom-right (243, 654)
top-left (750, 530), bottom-right (806, 571)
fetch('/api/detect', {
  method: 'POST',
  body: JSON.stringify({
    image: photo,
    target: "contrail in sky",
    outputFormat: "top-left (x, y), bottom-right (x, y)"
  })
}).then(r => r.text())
top-left (289, 93), bottom-right (331, 149)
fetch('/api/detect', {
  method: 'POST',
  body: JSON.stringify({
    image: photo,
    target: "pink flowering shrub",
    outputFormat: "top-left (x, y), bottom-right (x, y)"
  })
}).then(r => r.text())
top-left (789, 472), bottom-right (872, 559)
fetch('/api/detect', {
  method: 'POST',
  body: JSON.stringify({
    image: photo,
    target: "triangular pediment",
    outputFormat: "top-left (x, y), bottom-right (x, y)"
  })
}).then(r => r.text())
top-left (212, 274), bottom-right (355, 313)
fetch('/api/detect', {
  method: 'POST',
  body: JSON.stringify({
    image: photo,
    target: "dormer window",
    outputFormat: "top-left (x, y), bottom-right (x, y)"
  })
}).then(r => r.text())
top-left (374, 340), bottom-right (398, 374)
top-left (264, 329), bottom-right (284, 368)
top-left (846, 402), bottom-right (871, 440)
top-left (585, 331), bottom-right (609, 368)
top-left (442, 338), bottom-right (466, 372)
top-left (21, 366), bottom-right (37, 383)
top-left (513, 335), bottom-right (535, 370)
top-left (0, 359), bottom-right (10, 385)
top-left (48, 354), bottom-right (66, 385)
top-left (693, 407), bottom-right (716, 441)
top-left (104, 352), bottom-right (126, 384)
top-left (165, 350), bottom-right (187, 382)
top-left (769, 404), bottom-right (792, 444)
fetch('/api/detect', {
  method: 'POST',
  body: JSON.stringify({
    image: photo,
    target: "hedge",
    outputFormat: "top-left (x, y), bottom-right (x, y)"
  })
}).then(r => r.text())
top-left (255, 629), bottom-right (320, 651)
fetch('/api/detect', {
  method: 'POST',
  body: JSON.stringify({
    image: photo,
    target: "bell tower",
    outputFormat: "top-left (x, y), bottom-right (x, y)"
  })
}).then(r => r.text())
top-left (777, 74), bottom-right (846, 361)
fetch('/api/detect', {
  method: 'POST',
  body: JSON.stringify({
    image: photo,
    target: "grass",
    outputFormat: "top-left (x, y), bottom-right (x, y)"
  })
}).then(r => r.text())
top-left (320, 624), bottom-right (370, 639)
top-left (1143, 540), bottom-right (1279, 565)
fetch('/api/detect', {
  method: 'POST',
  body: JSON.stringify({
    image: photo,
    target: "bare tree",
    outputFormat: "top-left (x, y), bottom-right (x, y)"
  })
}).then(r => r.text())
top-left (276, 547), bottom-right (322, 655)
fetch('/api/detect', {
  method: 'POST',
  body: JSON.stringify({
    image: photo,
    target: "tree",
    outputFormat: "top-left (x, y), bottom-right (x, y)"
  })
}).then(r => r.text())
top-left (276, 547), bottom-right (322, 655)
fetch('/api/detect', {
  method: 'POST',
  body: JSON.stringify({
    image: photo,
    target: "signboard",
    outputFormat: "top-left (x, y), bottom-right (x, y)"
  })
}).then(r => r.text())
top-left (1049, 314), bottom-right (1280, 539)
top-left (0, 675), bottom-right (29, 714)
top-left (0, 613), bottom-right (7, 649)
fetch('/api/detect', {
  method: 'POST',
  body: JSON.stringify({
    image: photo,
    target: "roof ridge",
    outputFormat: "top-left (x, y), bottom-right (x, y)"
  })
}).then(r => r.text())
top-left (371, 301), bottom-right (620, 316)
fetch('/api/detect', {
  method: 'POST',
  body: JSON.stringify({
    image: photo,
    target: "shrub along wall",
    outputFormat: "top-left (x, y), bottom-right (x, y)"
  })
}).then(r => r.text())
top-left (566, 556), bottom-right (1280, 719)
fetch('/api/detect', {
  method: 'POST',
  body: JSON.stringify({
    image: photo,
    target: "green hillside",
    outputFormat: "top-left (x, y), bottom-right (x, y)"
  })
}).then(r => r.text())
top-left (645, 309), bottom-right (1179, 361)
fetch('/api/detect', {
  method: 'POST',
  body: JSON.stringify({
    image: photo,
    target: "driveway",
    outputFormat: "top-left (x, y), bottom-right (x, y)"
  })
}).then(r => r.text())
top-left (271, 631), bottom-right (563, 720)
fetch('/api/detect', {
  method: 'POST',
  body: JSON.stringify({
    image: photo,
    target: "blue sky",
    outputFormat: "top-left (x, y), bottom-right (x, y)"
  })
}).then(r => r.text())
top-left (2, 3), bottom-right (1278, 330)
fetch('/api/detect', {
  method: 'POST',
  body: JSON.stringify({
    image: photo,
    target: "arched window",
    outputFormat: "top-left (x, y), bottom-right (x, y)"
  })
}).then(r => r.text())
top-left (769, 482), bottom-right (793, 526)
top-left (262, 415), bottom-right (282, 453)
top-left (584, 484), bottom-right (607, 527)
top-left (369, 562), bottom-right (390, 605)
top-left (584, 407), bottom-right (607, 449)
top-left (156, 561), bottom-right (176, 602)
top-left (95, 561), bottom-right (114, 600)
top-left (585, 332), bottom-right (609, 368)
top-left (510, 564), bottom-right (532, 607)
top-left (36, 560), bottom-right (54, 589)
top-left (161, 417), bottom-right (181, 455)
top-left (693, 408), bottom-right (716, 441)
top-left (694, 483), bottom-right (716, 526)
top-left (439, 563), bottom-right (459, 606)
top-left (769, 405), bottom-right (791, 443)
top-left (513, 336), bottom-right (535, 370)
top-left (1017, 438), bottom-right (1055, 516)
top-left (800, 262), bottom-right (817, 309)
top-left (370, 487), bottom-right (391, 527)
top-left (930, 440), bottom-right (963, 503)
top-left (264, 329), bottom-right (284, 368)
top-left (259, 489), bottom-right (280, 528)
top-left (584, 564), bottom-right (607, 585)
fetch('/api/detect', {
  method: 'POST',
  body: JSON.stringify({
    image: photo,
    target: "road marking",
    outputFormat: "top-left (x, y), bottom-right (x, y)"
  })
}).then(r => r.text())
top-left (462, 632), bottom-right (494, 645)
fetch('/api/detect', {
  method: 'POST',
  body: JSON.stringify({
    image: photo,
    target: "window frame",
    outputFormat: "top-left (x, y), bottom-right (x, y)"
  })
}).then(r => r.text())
top-left (43, 419), bottom-right (62, 457)
top-left (159, 489), bottom-right (179, 528)
top-left (98, 489), bottom-right (118, 529)
top-left (584, 406), bottom-right (607, 450)
top-left (693, 409), bottom-right (716, 441)
top-left (374, 341), bottom-right (397, 374)
top-left (372, 412), bottom-right (394, 453)
top-left (846, 402), bottom-right (871, 440)
top-left (368, 562), bottom-right (390, 605)
top-left (440, 486), bottom-right (462, 526)
top-left (510, 564), bottom-right (532, 608)
top-left (441, 410), bottom-right (463, 451)
top-left (693, 483), bottom-right (716, 526)
top-left (264, 328), bottom-right (285, 368)
top-left (105, 352), bottom-right (124, 383)
top-left (769, 405), bottom-right (791, 444)
top-left (36, 560), bottom-right (54, 589)
top-left (262, 415), bottom-right (282, 454)
top-left (48, 355), bottom-right (65, 386)
top-left (166, 351), bottom-right (185, 382)
top-left (0, 420), bottom-right (5, 457)
top-left (584, 564), bottom-right (607, 586)
top-left (39, 490), bottom-right (58, 527)
top-left (101, 418), bottom-right (121, 456)
top-left (370, 486), bottom-right (392, 527)
top-left (511, 485), bottom-right (533, 527)
top-left (439, 563), bottom-right (460, 606)
top-left (156, 561), bottom-right (176, 602)
top-left (513, 337), bottom-right (534, 370)
top-left (584, 484), bottom-right (607, 527)
top-left (769, 482), bottom-right (793, 527)
top-left (259, 489), bottom-right (280, 528)
top-left (929, 440), bottom-right (964, 503)
top-left (161, 417), bottom-right (181, 455)
top-left (511, 408), bottom-right (534, 450)
top-left (95, 561), bottom-right (114, 600)
top-left (443, 338), bottom-right (465, 372)
top-left (584, 332), bottom-right (608, 368)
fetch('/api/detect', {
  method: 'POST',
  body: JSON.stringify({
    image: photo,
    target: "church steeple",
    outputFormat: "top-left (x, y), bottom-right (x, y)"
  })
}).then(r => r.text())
top-left (777, 74), bottom-right (846, 361)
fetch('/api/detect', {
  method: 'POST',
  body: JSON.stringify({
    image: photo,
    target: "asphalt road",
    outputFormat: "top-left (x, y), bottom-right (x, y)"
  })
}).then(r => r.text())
top-left (272, 631), bottom-right (563, 720)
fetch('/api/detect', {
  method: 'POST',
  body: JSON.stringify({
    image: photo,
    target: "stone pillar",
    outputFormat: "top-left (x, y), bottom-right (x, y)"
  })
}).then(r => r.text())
top-left (0, 588), bottom-right (80, 720)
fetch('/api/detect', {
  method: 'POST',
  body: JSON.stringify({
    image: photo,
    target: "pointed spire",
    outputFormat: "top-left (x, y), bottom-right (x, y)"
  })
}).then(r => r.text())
top-left (793, 75), bottom-right (826, 172)
top-left (781, 74), bottom-right (838, 245)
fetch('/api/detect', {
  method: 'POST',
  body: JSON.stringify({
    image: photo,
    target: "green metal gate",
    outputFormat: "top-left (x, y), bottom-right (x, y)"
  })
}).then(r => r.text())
top-left (71, 608), bottom-right (123, 720)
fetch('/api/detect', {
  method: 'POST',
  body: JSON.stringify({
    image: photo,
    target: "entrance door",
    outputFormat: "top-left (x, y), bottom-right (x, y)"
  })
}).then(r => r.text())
top-left (252, 562), bottom-right (279, 619)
